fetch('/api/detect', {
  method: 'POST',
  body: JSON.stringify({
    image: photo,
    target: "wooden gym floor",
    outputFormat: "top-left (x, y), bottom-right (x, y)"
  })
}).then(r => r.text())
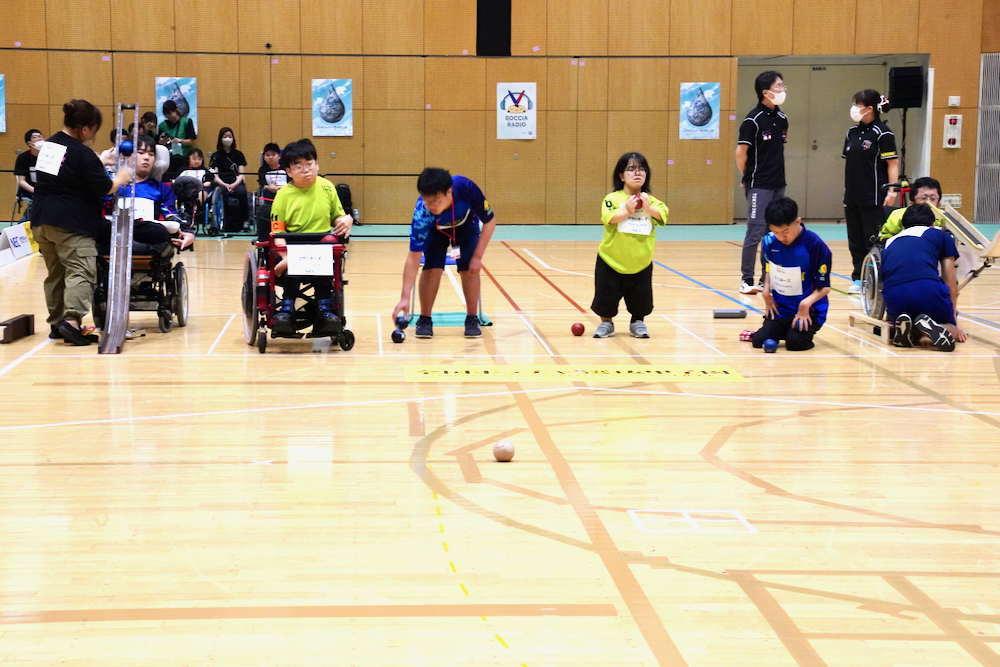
top-left (1, 237), bottom-right (999, 666)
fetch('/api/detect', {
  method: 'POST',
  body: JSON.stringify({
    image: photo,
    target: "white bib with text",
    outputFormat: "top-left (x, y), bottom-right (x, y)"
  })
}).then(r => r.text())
top-left (619, 209), bottom-right (652, 236)
top-left (768, 262), bottom-right (803, 297)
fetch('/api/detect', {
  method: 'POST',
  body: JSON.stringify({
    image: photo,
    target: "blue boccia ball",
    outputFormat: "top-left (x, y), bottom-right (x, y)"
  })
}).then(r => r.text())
top-left (119, 140), bottom-right (134, 157)
top-left (395, 316), bottom-right (409, 330)
top-left (391, 329), bottom-right (405, 344)
top-left (763, 338), bottom-right (778, 353)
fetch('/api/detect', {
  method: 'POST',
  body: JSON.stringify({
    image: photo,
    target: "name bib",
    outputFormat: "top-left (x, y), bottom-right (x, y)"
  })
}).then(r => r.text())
top-left (619, 209), bottom-right (652, 236)
top-left (35, 142), bottom-right (67, 176)
top-left (768, 262), bottom-right (803, 297)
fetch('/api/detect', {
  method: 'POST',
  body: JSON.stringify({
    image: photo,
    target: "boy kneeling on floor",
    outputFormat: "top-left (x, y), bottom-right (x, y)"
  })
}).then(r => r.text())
top-left (749, 197), bottom-right (831, 351)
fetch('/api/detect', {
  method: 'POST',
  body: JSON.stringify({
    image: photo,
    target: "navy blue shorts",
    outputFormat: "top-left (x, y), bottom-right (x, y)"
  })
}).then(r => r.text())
top-left (422, 223), bottom-right (480, 272)
top-left (883, 278), bottom-right (956, 325)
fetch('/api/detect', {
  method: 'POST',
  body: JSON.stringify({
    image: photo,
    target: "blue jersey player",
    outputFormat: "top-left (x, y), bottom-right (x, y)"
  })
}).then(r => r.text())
top-left (750, 197), bottom-right (831, 351)
top-left (393, 168), bottom-right (496, 339)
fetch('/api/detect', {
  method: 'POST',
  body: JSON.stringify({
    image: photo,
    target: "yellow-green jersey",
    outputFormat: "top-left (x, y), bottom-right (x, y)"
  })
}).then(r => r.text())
top-left (270, 176), bottom-right (346, 234)
top-left (879, 205), bottom-right (945, 241)
top-left (599, 190), bottom-right (669, 274)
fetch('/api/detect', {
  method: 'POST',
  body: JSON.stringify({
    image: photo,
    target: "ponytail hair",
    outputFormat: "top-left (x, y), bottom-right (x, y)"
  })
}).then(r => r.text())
top-left (852, 89), bottom-right (891, 119)
top-left (62, 99), bottom-right (103, 132)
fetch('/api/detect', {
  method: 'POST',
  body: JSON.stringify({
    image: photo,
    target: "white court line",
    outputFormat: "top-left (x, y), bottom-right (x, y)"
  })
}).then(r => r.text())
top-left (2, 383), bottom-right (998, 434)
top-left (959, 314), bottom-right (1000, 334)
top-left (0, 337), bottom-right (52, 380)
top-left (660, 314), bottom-right (724, 356)
top-left (26, 352), bottom-right (1000, 360)
top-left (375, 315), bottom-right (384, 356)
top-left (205, 314), bottom-right (236, 356)
top-left (517, 314), bottom-right (554, 357)
top-left (444, 265), bottom-right (466, 305)
top-left (521, 248), bottom-right (593, 278)
top-left (825, 324), bottom-right (899, 356)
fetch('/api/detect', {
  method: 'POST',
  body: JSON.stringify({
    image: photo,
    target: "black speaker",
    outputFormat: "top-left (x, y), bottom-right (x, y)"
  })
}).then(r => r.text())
top-left (889, 67), bottom-right (924, 109)
top-left (477, 0), bottom-right (511, 57)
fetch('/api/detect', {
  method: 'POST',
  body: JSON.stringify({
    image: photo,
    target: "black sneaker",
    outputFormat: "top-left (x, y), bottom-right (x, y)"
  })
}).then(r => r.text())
top-left (58, 321), bottom-right (92, 346)
top-left (464, 315), bottom-right (482, 338)
top-left (313, 310), bottom-right (342, 337)
top-left (49, 326), bottom-right (63, 340)
top-left (415, 315), bottom-right (434, 338)
top-left (271, 310), bottom-right (295, 336)
top-left (892, 314), bottom-right (914, 347)
top-left (913, 314), bottom-right (955, 352)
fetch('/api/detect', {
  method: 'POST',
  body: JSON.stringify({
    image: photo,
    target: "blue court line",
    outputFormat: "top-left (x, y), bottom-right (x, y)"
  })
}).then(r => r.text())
top-left (654, 261), bottom-right (763, 314)
top-left (958, 312), bottom-right (1000, 329)
top-left (832, 272), bottom-right (855, 282)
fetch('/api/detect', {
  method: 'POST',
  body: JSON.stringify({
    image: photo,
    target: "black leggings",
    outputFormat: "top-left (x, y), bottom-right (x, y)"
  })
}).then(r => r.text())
top-left (751, 316), bottom-right (821, 351)
top-left (844, 204), bottom-right (884, 280)
top-left (590, 255), bottom-right (653, 320)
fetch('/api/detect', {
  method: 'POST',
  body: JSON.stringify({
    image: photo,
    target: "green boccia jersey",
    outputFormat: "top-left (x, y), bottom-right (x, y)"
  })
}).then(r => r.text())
top-left (270, 177), bottom-right (346, 234)
top-left (598, 190), bottom-right (669, 274)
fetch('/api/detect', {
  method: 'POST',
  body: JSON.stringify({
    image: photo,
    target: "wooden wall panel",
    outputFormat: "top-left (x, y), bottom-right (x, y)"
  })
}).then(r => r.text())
top-left (607, 0), bottom-right (670, 56)
top-left (112, 54), bottom-right (177, 110)
top-left (606, 112), bottom-right (670, 197)
top-left (425, 111), bottom-right (486, 184)
top-left (919, 0), bottom-right (985, 108)
top-left (177, 54), bottom-right (240, 109)
top-left (238, 0), bottom-right (301, 53)
top-left (425, 0), bottom-right (476, 55)
top-left (364, 58), bottom-right (424, 109)
top-left (855, 0), bottom-right (918, 54)
top-left (111, 0), bottom-right (175, 51)
top-left (270, 107), bottom-right (303, 145)
top-left (311, 110), bottom-right (364, 174)
top-left (0, 105), bottom-right (50, 181)
top-left (269, 56), bottom-right (302, 109)
top-left (426, 59), bottom-right (486, 110)
top-left (46, 0), bottom-right (110, 50)
top-left (300, 0), bottom-right (363, 54)
top-left (47, 52), bottom-right (113, 107)
top-left (238, 56), bottom-right (269, 109)
top-left (984, 0), bottom-right (1000, 51)
top-left (608, 60), bottom-right (671, 111)
top-left (364, 176), bottom-right (417, 222)
top-left (174, 0), bottom-right (239, 53)
top-left (666, 110), bottom-right (736, 223)
top-left (364, 110), bottom-right (424, 173)
top-left (546, 110), bottom-right (577, 224)
top-left (576, 111), bottom-right (608, 223)
top-left (485, 113), bottom-right (546, 223)
top-left (547, 59), bottom-right (578, 111)
top-left (731, 0), bottom-right (793, 55)
top-left (3, 51), bottom-right (49, 105)
top-left (547, 0), bottom-right (607, 56)
top-left (363, 0), bottom-right (424, 55)
top-left (792, 1), bottom-right (857, 55)
top-left (300, 57), bottom-right (364, 110)
top-left (0, 0), bottom-right (47, 49)
top-left (194, 108), bottom-right (239, 156)
top-left (511, 0), bottom-right (546, 55)
top-left (577, 58), bottom-right (608, 111)
top-left (670, 0), bottom-right (732, 56)
top-left (239, 108), bottom-right (272, 164)
top-left (668, 58), bottom-right (737, 111)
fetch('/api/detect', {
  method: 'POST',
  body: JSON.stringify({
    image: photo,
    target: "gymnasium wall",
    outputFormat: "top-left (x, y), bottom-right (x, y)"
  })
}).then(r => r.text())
top-left (0, 0), bottom-right (990, 224)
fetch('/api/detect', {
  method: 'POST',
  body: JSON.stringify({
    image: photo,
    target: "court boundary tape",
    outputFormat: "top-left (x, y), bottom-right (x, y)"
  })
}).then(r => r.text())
top-left (653, 261), bottom-right (763, 314)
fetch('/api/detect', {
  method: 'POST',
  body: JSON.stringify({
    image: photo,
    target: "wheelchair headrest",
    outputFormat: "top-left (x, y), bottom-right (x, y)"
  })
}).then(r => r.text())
top-left (171, 176), bottom-right (203, 202)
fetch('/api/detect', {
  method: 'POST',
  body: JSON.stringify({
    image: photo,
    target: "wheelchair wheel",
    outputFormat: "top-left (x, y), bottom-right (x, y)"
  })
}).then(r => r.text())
top-left (338, 329), bottom-right (355, 351)
top-left (861, 246), bottom-right (885, 319)
top-left (173, 263), bottom-right (189, 327)
top-left (242, 251), bottom-right (259, 345)
top-left (257, 330), bottom-right (267, 354)
top-left (158, 311), bottom-right (174, 333)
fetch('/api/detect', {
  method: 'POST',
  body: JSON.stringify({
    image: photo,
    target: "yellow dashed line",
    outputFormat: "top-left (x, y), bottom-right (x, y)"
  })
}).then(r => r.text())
top-left (439, 524), bottom-right (445, 533)
top-left (436, 507), bottom-right (441, 516)
top-left (433, 493), bottom-right (438, 500)
top-left (449, 562), bottom-right (457, 573)
top-left (442, 541), bottom-right (448, 552)
top-left (460, 583), bottom-right (470, 595)
top-left (495, 634), bottom-right (509, 649)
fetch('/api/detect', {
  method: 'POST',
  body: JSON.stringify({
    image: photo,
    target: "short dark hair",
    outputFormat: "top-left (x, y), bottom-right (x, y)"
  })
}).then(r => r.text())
top-left (216, 127), bottom-right (236, 153)
top-left (612, 152), bottom-right (651, 193)
top-left (910, 176), bottom-right (942, 200)
top-left (280, 139), bottom-right (317, 170)
top-left (263, 142), bottom-right (281, 155)
top-left (62, 99), bottom-right (102, 132)
top-left (162, 100), bottom-right (178, 115)
top-left (417, 167), bottom-right (453, 196)
top-left (186, 147), bottom-right (204, 166)
top-left (901, 203), bottom-right (936, 228)
top-left (765, 196), bottom-right (799, 227)
top-left (141, 111), bottom-right (158, 125)
top-left (109, 127), bottom-right (127, 143)
top-left (24, 129), bottom-right (42, 144)
top-left (135, 134), bottom-right (157, 154)
top-left (755, 71), bottom-right (783, 102)
top-left (853, 89), bottom-right (891, 119)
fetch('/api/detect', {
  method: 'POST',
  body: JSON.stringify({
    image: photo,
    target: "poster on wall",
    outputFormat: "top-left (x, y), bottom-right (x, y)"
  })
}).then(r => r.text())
top-left (497, 83), bottom-right (536, 140)
top-left (312, 79), bottom-right (353, 137)
top-left (0, 75), bottom-right (6, 133)
top-left (679, 82), bottom-right (720, 140)
top-left (155, 77), bottom-right (198, 133)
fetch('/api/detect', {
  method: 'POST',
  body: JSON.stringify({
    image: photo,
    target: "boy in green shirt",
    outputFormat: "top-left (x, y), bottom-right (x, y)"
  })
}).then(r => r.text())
top-left (879, 177), bottom-right (944, 240)
top-left (269, 139), bottom-right (354, 336)
top-left (592, 152), bottom-right (669, 338)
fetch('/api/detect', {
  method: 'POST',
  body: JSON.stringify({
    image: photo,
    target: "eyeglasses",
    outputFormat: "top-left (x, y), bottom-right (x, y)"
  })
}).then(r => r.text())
top-left (771, 85), bottom-right (788, 92)
top-left (288, 160), bottom-right (317, 173)
top-left (625, 167), bottom-right (647, 174)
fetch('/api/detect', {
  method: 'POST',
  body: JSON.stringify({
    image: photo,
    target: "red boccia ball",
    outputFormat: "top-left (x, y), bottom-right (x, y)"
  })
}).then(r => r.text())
top-left (571, 322), bottom-right (585, 336)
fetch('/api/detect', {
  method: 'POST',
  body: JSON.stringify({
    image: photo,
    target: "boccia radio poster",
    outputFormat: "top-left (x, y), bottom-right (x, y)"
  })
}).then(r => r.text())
top-left (497, 83), bottom-right (536, 140)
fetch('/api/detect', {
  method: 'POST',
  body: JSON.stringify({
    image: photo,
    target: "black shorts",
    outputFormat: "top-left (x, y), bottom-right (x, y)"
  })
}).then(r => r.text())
top-left (423, 223), bottom-right (480, 272)
top-left (590, 254), bottom-right (653, 320)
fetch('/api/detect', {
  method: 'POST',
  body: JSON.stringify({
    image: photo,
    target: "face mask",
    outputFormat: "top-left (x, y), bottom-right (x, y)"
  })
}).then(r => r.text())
top-left (769, 91), bottom-right (786, 106)
top-left (32, 140), bottom-right (44, 150)
top-left (222, 137), bottom-right (234, 147)
top-left (850, 106), bottom-right (865, 123)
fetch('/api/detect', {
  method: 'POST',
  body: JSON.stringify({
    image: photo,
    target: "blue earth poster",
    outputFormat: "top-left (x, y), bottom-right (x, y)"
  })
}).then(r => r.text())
top-left (0, 75), bottom-right (6, 133)
top-left (312, 79), bottom-right (353, 137)
top-left (155, 77), bottom-right (197, 133)
top-left (680, 82), bottom-right (720, 140)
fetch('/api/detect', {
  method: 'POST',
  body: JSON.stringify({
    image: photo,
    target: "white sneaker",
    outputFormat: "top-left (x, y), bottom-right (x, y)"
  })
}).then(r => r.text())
top-left (593, 321), bottom-right (615, 338)
top-left (629, 321), bottom-right (650, 338)
top-left (740, 281), bottom-right (761, 295)
top-left (847, 280), bottom-right (862, 294)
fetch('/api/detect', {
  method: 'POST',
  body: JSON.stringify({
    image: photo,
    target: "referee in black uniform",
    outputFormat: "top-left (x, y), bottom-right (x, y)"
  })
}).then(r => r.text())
top-left (842, 88), bottom-right (899, 293)
top-left (735, 71), bottom-right (788, 295)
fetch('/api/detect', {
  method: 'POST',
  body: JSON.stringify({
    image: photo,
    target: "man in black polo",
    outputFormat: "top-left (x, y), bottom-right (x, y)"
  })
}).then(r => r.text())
top-left (735, 71), bottom-right (788, 295)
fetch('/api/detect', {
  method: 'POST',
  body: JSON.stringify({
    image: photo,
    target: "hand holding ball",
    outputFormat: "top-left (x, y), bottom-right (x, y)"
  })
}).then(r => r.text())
top-left (493, 439), bottom-right (515, 462)
top-left (571, 322), bottom-right (585, 336)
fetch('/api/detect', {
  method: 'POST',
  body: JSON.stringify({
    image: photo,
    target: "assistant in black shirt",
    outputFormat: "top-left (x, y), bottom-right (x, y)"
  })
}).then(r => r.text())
top-left (209, 127), bottom-right (249, 229)
top-left (737, 102), bottom-right (788, 190)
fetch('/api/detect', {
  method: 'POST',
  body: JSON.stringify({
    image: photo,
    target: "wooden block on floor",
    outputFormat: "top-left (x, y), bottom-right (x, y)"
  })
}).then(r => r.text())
top-left (848, 311), bottom-right (890, 345)
top-left (0, 313), bottom-right (35, 344)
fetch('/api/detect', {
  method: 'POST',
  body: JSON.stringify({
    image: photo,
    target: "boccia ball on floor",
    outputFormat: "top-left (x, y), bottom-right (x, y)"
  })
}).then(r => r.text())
top-left (763, 338), bottom-right (778, 353)
top-left (391, 329), bottom-right (405, 343)
top-left (493, 439), bottom-right (515, 462)
top-left (571, 322), bottom-right (585, 336)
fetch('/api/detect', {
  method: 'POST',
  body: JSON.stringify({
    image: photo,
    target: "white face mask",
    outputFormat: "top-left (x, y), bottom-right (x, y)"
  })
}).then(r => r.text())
top-left (850, 106), bottom-right (865, 123)
top-left (222, 137), bottom-right (234, 147)
top-left (768, 91), bottom-right (786, 106)
top-left (32, 140), bottom-right (44, 151)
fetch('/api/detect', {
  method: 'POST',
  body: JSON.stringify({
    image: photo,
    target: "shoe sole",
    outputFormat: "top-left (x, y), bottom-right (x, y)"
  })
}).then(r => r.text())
top-left (415, 333), bottom-right (433, 339)
top-left (892, 316), bottom-right (913, 347)
top-left (593, 332), bottom-right (615, 338)
top-left (740, 288), bottom-right (761, 295)
top-left (58, 324), bottom-right (91, 346)
top-left (464, 332), bottom-right (482, 338)
top-left (914, 316), bottom-right (955, 351)
top-left (630, 333), bottom-right (650, 338)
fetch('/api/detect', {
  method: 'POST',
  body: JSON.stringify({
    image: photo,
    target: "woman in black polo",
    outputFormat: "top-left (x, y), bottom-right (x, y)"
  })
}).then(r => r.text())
top-left (842, 89), bottom-right (899, 293)
top-left (209, 127), bottom-right (249, 232)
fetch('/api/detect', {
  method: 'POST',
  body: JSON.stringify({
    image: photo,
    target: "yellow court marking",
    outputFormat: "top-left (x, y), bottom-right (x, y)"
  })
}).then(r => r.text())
top-left (405, 365), bottom-right (747, 383)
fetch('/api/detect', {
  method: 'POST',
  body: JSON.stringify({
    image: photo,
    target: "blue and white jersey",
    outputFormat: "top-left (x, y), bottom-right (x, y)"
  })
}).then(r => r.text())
top-left (881, 226), bottom-right (958, 290)
top-left (762, 225), bottom-right (832, 325)
top-left (116, 179), bottom-right (180, 222)
top-left (409, 175), bottom-right (494, 252)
